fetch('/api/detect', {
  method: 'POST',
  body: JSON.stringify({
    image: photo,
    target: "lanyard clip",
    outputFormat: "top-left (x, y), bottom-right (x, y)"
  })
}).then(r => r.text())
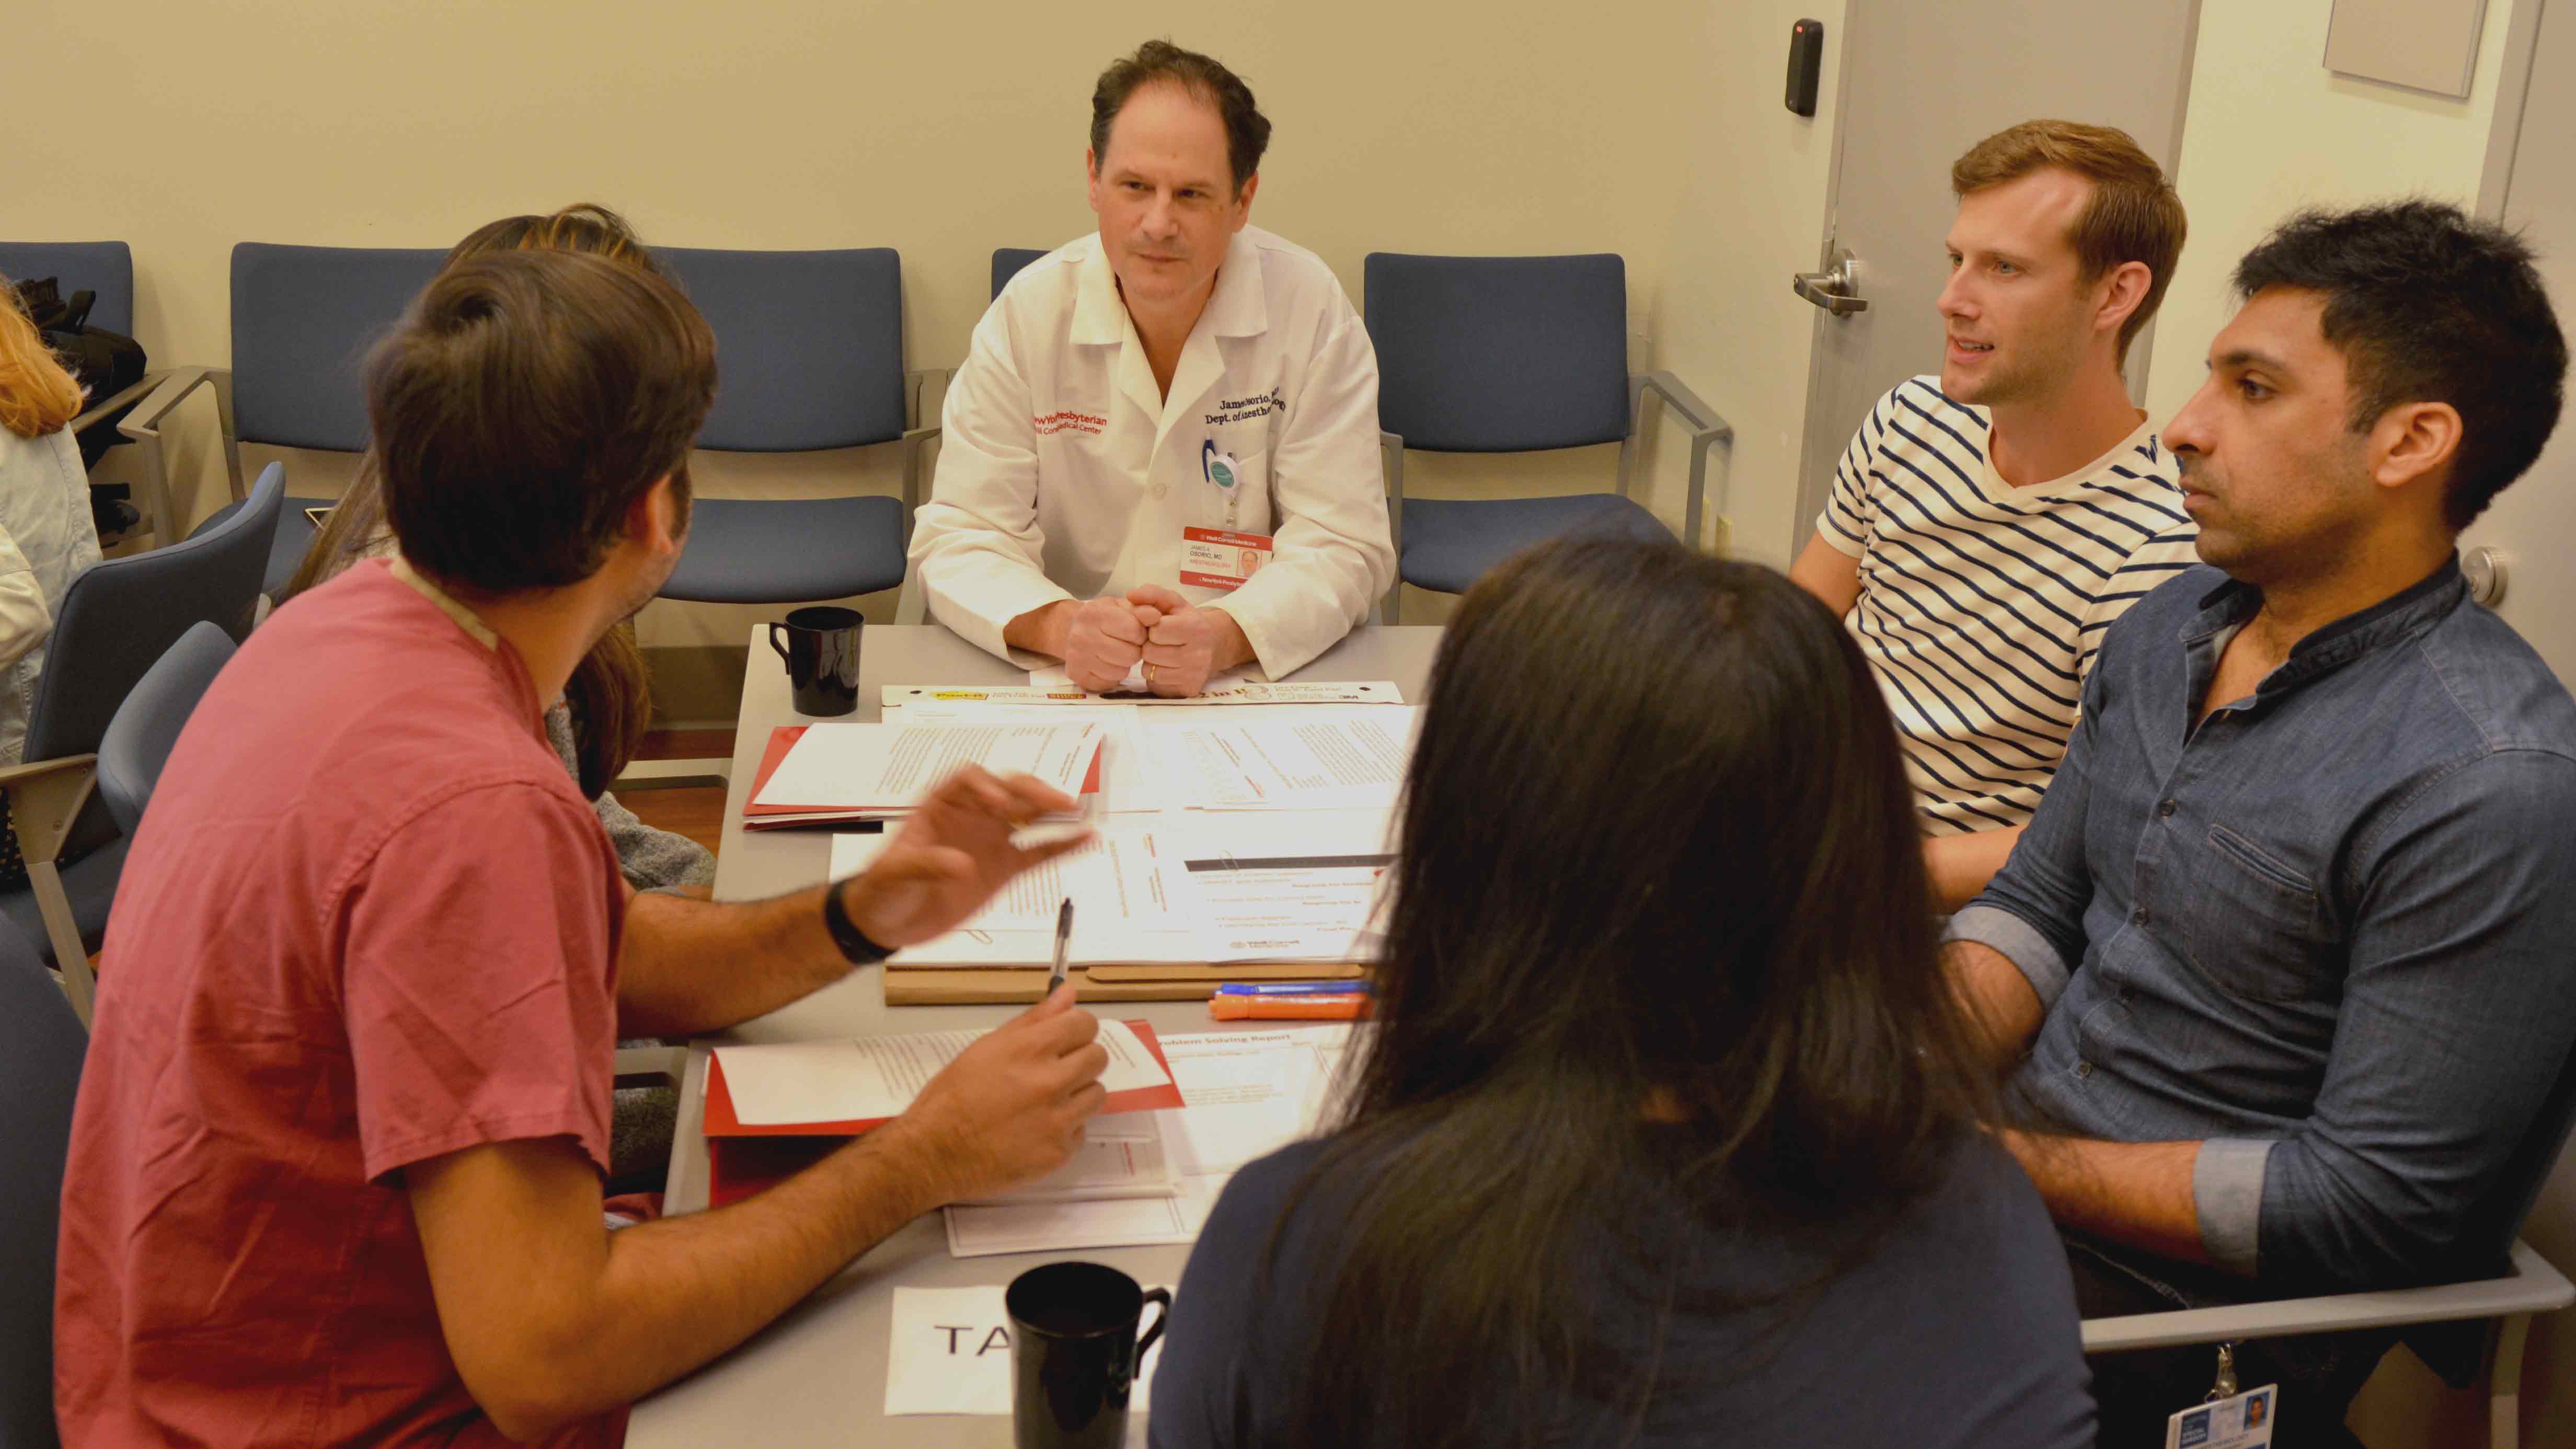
top-left (2203, 1341), bottom-right (2239, 1402)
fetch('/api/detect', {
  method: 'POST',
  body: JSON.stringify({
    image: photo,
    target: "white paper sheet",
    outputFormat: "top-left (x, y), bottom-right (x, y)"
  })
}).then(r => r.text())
top-left (833, 825), bottom-right (1207, 965)
top-left (1155, 708), bottom-right (1418, 811)
top-left (888, 702), bottom-right (1159, 814)
top-left (957, 1117), bottom-right (1177, 1206)
top-left (1030, 662), bottom-right (1250, 696)
top-left (944, 1027), bottom-right (1357, 1257)
top-left (754, 720), bottom-right (1102, 811)
top-left (714, 1019), bottom-right (1169, 1126)
top-left (884, 1284), bottom-right (1165, 1421)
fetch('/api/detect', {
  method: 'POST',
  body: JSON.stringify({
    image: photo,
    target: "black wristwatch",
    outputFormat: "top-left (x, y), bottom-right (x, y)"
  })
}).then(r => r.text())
top-left (821, 881), bottom-right (894, 966)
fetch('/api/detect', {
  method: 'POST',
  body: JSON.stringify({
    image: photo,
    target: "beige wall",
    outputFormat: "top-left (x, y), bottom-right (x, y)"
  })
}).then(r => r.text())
top-left (9, 0), bottom-right (1718, 704)
top-left (2143, 0), bottom-right (2524, 424)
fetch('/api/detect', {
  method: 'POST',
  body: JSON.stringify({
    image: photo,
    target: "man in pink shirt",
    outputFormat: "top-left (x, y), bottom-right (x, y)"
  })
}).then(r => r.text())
top-left (56, 249), bottom-right (1111, 1446)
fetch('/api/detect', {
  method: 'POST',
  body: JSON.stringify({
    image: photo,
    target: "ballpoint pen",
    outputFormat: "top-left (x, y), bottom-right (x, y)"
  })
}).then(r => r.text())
top-left (1047, 898), bottom-right (1074, 995)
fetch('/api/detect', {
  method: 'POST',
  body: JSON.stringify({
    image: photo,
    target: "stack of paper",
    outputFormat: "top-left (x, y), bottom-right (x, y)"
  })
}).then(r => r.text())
top-left (743, 719), bottom-right (1105, 831)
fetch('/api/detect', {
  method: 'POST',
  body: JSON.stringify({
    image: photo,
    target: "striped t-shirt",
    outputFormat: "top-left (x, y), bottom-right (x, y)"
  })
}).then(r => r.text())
top-left (1818, 376), bottom-right (2196, 834)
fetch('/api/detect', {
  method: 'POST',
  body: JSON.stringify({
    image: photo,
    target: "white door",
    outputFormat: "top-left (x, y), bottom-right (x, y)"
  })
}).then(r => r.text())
top-left (2470, 3), bottom-right (2576, 684)
top-left (1791, 0), bottom-right (2202, 543)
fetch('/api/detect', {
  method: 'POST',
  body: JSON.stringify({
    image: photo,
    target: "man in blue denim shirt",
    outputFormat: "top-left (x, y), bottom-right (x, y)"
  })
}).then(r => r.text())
top-left (1948, 202), bottom-right (2576, 1445)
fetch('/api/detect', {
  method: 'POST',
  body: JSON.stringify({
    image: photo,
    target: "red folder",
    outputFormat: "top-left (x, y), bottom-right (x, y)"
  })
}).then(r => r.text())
top-left (701, 1020), bottom-right (1187, 1206)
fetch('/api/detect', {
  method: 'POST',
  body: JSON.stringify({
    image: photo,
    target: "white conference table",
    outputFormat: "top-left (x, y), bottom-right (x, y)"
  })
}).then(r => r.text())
top-left (627, 622), bottom-right (1441, 1447)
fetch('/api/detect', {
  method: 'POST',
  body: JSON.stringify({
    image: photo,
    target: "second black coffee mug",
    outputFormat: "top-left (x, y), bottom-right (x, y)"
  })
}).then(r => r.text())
top-left (1006, 1260), bottom-right (1170, 1449)
top-left (768, 605), bottom-right (862, 717)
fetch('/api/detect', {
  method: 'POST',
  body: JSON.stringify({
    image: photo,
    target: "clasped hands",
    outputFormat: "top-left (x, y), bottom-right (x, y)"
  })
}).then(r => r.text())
top-left (1062, 585), bottom-right (1241, 696)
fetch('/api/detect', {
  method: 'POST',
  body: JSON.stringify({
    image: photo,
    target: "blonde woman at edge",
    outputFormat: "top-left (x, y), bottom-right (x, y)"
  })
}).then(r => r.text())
top-left (0, 279), bottom-right (104, 888)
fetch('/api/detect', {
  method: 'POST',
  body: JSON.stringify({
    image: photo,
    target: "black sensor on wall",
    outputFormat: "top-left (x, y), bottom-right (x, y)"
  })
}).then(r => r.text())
top-left (1786, 19), bottom-right (1824, 117)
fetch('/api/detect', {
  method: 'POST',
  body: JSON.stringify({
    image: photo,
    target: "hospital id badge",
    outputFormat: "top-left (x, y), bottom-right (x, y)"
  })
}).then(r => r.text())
top-left (1180, 525), bottom-right (1274, 591)
top-left (2165, 1384), bottom-right (2275, 1448)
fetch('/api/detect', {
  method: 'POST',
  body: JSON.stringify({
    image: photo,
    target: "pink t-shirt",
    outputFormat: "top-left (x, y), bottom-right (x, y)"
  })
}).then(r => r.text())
top-left (57, 560), bottom-right (628, 1447)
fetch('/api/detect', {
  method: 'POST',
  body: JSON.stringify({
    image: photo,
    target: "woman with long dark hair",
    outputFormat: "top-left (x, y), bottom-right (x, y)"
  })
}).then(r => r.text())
top-left (1151, 536), bottom-right (2092, 1448)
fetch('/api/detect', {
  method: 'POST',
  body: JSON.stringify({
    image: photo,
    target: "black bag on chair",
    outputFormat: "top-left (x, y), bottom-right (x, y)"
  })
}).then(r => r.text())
top-left (12, 278), bottom-right (151, 531)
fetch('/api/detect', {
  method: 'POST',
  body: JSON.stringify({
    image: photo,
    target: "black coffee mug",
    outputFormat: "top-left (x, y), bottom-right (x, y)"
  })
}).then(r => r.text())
top-left (1006, 1261), bottom-right (1170, 1449)
top-left (768, 606), bottom-right (862, 717)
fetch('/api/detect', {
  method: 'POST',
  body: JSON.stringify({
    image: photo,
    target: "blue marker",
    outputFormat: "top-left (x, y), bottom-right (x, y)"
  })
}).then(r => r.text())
top-left (1214, 981), bottom-right (1376, 997)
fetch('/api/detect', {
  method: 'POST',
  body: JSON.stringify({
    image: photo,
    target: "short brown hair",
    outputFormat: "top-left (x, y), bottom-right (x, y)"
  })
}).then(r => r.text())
top-left (369, 248), bottom-right (716, 594)
top-left (1952, 120), bottom-right (2188, 364)
top-left (1090, 40), bottom-right (1271, 192)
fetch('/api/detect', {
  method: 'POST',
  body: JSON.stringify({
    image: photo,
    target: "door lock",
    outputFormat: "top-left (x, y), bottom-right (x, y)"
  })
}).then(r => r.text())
top-left (1793, 250), bottom-right (1869, 315)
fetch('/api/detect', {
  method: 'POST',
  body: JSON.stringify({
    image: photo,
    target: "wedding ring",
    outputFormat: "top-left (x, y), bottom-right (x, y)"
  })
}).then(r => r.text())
top-left (1142, 661), bottom-right (1160, 689)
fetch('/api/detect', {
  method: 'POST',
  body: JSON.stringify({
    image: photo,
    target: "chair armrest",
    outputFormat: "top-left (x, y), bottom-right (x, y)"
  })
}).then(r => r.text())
top-left (70, 370), bottom-right (170, 434)
top-left (1628, 372), bottom-right (1734, 553)
top-left (1633, 370), bottom-right (1732, 442)
top-left (0, 753), bottom-right (99, 872)
top-left (114, 366), bottom-right (216, 442)
top-left (614, 1044), bottom-right (692, 1089)
top-left (2080, 1240), bottom-right (2576, 1354)
top-left (904, 367), bottom-right (956, 433)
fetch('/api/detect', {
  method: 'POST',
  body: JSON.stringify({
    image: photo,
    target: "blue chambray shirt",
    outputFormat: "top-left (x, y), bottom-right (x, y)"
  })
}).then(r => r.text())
top-left (1950, 558), bottom-right (2576, 1293)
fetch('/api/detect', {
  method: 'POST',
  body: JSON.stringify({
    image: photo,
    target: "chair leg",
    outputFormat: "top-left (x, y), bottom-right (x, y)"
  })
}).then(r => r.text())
top-left (2490, 1312), bottom-right (2533, 1449)
top-left (30, 859), bottom-right (94, 1025)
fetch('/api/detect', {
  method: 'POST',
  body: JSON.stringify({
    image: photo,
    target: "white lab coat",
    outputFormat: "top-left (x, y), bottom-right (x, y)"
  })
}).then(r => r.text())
top-left (911, 226), bottom-right (1394, 677)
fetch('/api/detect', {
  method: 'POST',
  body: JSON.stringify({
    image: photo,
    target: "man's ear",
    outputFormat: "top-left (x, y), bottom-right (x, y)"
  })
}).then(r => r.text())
top-left (2094, 260), bottom-right (2152, 345)
top-left (2369, 401), bottom-right (2464, 496)
top-left (1231, 171), bottom-right (1260, 231)
top-left (627, 474), bottom-right (684, 555)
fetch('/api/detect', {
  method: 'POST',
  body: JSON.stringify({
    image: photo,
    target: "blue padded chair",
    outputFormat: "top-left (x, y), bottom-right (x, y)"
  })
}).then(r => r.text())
top-left (97, 622), bottom-right (236, 838)
top-left (168, 245), bottom-right (445, 594)
top-left (992, 247), bottom-right (1050, 300)
top-left (1363, 253), bottom-right (1731, 619)
top-left (0, 920), bottom-right (82, 1449)
top-left (0, 462), bottom-right (284, 1013)
top-left (0, 240), bottom-right (200, 544)
top-left (649, 247), bottom-right (932, 606)
top-left (0, 241), bottom-right (136, 335)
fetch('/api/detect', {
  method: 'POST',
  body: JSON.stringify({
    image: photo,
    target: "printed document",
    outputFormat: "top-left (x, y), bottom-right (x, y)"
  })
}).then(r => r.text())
top-left (1156, 707), bottom-right (1418, 810)
top-left (831, 825), bottom-right (1205, 964)
top-left (752, 719), bottom-right (1101, 812)
top-left (887, 702), bottom-right (1159, 814)
top-left (945, 1027), bottom-right (1355, 1258)
top-left (712, 1019), bottom-right (1169, 1127)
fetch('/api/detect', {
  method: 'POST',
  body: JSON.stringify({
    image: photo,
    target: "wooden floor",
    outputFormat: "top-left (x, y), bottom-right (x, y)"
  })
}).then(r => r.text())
top-left (611, 729), bottom-right (735, 861)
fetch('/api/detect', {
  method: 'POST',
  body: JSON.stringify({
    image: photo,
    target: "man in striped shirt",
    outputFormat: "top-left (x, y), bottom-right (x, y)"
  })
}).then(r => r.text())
top-left (1791, 120), bottom-right (2198, 909)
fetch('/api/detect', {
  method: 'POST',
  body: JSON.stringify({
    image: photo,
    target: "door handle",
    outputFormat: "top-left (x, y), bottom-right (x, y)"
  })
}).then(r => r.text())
top-left (1793, 251), bottom-right (1869, 316)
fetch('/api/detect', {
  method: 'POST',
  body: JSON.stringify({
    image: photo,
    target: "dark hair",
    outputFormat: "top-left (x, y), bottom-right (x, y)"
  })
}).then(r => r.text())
top-left (2234, 200), bottom-right (2567, 530)
top-left (1952, 119), bottom-right (2189, 366)
top-left (1089, 40), bottom-right (1270, 191)
top-left (281, 204), bottom-right (671, 794)
top-left (1273, 536), bottom-right (1996, 1449)
top-left (366, 248), bottom-right (715, 595)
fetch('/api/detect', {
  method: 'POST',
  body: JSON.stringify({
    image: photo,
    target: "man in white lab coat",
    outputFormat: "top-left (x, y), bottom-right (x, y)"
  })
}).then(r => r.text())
top-left (910, 41), bottom-right (1395, 694)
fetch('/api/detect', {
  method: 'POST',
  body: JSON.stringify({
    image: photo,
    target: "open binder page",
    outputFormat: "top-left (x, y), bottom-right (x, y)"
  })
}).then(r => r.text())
top-left (752, 719), bottom-right (1101, 811)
